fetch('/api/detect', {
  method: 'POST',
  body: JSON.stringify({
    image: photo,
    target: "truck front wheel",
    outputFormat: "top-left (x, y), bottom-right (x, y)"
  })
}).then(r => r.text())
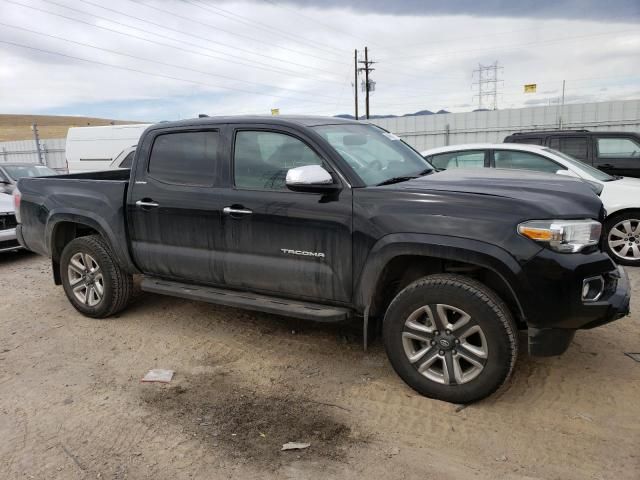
top-left (60, 235), bottom-right (133, 318)
top-left (383, 274), bottom-right (518, 404)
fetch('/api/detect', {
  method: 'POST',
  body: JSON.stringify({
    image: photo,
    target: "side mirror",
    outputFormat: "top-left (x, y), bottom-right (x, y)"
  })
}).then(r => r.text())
top-left (286, 165), bottom-right (341, 193)
top-left (556, 169), bottom-right (580, 178)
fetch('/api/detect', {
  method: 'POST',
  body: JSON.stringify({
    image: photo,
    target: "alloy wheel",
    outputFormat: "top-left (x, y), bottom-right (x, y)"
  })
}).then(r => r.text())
top-left (608, 219), bottom-right (640, 261)
top-left (402, 304), bottom-right (488, 385)
top-left (67, 252), bottom-right (105, 307)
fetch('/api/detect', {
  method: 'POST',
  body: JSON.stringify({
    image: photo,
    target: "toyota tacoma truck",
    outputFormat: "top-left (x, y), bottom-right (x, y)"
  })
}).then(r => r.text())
top-left (14, 116), bottom-right (631, 403)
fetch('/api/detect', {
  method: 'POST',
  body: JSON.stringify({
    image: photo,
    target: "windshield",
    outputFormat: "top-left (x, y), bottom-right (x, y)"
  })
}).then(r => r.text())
top-left (543, 148), bottom-right (615, 182)
top-left (312, 124), bottom-right (433, 186)
top-left (3, 164), bottom-right (57, 180)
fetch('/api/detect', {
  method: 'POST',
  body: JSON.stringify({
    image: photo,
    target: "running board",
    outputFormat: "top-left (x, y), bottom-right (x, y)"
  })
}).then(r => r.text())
top-left (141, 277), bottom-right (352, 322)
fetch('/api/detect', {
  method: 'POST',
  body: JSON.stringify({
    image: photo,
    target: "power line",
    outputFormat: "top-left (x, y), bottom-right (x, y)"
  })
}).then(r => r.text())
top-left (126, 0), bottom-right (345, 64)
top-left (182, 0), bottom-right (344, 56)
top-left (379, 28), bottom-right (638, 63)
top-left (0, 22), bottom-right (344, 101)
top-left (50, 0), bottom-right (344, 75)
top-left (473, 62), bottom-right (503, 110)
top-left (262, 0), bottom-right (381, 47)
top-left (0, 39), bottom-right (338, 105)
top-left (3, 0), bottom-right (344, 83)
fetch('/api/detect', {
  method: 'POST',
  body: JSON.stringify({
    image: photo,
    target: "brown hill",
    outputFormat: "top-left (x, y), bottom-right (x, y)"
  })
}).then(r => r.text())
top-left (0, 114), bottom-right (144, 142)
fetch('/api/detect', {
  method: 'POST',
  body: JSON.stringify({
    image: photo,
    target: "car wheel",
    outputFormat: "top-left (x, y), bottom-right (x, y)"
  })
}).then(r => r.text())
top-left (60, 235), bottom-right (133, 318)
top-left (383, 274), bottom-right (518, 404)
top-left (605, 211), bottom-right (640, 266)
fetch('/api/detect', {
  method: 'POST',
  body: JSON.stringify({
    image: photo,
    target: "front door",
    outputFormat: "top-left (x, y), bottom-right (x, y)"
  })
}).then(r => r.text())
top-left (219, 127), bottom-right (353, 303)
top-left (128, 127), bottom-right (228, 284)
top-left (593, 135), bottom-right (640, 177)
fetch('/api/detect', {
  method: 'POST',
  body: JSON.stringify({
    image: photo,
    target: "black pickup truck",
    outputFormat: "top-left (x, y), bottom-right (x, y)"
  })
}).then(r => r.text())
top-left (15, 116), bottom-right (630, 403)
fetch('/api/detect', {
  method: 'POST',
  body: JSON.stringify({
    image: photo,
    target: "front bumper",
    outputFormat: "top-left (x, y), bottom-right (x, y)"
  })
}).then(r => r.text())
top-left (518, 249), bottom-right (631, 356)
top-left (0, 227), bottom-right (22, 252)
top-left (528, 265), bottom-right (630, 356)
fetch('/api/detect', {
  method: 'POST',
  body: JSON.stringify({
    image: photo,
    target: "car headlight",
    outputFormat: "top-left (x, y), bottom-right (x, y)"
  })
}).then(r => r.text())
top-left (518, 219), bottom-right (601, 253)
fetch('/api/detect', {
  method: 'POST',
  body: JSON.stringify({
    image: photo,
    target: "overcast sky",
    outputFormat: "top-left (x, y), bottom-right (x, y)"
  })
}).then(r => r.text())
top-left (0, 0), bottom-right (639, 121)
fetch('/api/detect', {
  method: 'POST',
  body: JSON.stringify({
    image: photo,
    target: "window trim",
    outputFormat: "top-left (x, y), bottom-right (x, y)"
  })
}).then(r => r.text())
top-left (490, 148), bottom-right (566, 173)
top-left (230, 127), bottom-right (340, 193)
top-left (146, 128), bottom-right (220, 187)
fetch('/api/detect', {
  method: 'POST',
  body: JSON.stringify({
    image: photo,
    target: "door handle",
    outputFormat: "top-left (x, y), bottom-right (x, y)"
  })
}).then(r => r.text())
top-left (136, 200), bottom-right (159, 209)
top-left (223, 206), bottom-right (253, 216)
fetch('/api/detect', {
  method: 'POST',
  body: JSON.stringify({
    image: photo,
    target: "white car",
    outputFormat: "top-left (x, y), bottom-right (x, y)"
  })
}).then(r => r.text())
top-left (422, 143), bottom-right (640, 266)
top-left (0, 192), bottom-right (21, 253)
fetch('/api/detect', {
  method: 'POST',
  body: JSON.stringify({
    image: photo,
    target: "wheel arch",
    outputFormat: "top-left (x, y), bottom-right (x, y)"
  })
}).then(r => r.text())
top-left (46, 212), bottom-right (139, 284)
top-left (355, 234), bottom-right (527, 325)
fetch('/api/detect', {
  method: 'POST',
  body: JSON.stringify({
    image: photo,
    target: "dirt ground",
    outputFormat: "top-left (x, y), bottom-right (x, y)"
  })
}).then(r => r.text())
top-left (1, 252), bottom-right (638, 480)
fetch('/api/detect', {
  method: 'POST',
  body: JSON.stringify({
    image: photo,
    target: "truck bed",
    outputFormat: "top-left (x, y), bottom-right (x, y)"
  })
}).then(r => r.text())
top-left (17, 169), bottom-right (133, 270)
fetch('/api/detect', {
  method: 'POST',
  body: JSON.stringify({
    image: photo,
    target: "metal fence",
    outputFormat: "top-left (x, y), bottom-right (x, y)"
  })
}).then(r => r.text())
top-left (0, 138), bottom-right (67, 172)
top-left (369, 99), bottom-right (640, 151)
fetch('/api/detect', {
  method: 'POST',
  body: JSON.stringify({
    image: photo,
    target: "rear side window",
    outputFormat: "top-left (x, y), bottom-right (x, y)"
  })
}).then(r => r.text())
top-left (148, 131), bottom-right (219, 186)
top-left (430, 150), bottom-right (485, 170)
top-left (550, 137), bottom-right (588, 161)
top-left (510, 137), bottom-right (544, 146)
top-left (494, 150), bottom-right (564, 174)
top-left (597, 137), bottom-right (640, 158)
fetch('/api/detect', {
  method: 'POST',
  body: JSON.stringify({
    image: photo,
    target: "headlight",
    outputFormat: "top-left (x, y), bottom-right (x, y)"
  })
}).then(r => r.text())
top-left (518, 219), bottom-right (601, 253)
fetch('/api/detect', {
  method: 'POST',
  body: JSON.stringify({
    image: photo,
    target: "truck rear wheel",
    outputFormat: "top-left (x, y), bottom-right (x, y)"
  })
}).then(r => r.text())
top-left (60, 235), bottom-right (133, 318)
top-left (383, 274), bottom-right (518, 404)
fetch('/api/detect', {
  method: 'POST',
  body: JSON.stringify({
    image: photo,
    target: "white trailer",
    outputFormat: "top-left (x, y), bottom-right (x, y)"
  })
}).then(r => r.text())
top-left (65, 124), bottom-right (152, 173)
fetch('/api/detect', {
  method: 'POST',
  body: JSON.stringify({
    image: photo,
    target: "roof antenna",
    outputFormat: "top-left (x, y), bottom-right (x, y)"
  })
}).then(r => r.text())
top-left (198, 114), bottom-right (209, 118)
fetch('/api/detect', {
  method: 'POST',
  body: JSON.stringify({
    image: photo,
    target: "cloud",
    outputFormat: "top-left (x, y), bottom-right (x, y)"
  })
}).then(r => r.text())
top-left (0, 0), bottom-right (638, 120)
top-left (264, 0), bottom-right (640, 21)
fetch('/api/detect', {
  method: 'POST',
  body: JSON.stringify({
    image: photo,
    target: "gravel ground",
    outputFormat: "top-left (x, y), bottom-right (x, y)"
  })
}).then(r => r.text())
top-left (1, 251), bottom-right (638, 480)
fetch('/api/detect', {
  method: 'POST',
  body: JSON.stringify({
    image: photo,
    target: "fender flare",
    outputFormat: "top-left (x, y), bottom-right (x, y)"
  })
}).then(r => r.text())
top-left (355, 233), bottom-right (528, 319)
top-left (45, 210), bottom-right (139, 274)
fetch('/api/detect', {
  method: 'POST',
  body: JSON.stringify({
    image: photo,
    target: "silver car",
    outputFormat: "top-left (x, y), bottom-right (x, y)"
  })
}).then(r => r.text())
top-left (0, 192), bottom-right (21, 252)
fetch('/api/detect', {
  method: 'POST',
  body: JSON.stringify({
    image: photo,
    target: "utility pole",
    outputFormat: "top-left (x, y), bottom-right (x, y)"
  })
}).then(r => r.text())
top-left (358, 46), bottom-right (376, 119)
top-left (472, 61), bottom-right (503, 110)
top-left (354, 49), bottom-right (359, 120)
top-left (559, 79), bottom-right (566, 130)
top-left (31, 123), bottom-right (43, 165)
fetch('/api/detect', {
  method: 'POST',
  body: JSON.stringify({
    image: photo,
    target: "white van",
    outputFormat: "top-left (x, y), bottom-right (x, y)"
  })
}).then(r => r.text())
top-left (66, 124), bottom-right (152, 173)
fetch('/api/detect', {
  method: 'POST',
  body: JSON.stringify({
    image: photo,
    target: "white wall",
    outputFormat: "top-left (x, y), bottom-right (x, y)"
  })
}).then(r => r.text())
top-left (369, 99), bottom-right (640, 150)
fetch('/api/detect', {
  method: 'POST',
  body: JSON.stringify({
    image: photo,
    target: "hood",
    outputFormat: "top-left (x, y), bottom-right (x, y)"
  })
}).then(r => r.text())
top-left (385, 168), bottom-right (604, 219)
top-left (0, 192), bottom-right (14, 214)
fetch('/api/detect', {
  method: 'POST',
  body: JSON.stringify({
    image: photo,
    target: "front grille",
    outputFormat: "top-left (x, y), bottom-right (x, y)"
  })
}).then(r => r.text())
top-left (0, 213), bottom-right (17, 231)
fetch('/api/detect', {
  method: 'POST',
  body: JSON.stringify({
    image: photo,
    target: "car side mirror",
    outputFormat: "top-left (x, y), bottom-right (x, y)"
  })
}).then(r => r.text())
top-left (285, 165), bottom-right (341, 193)
top-left (556, 169), bottom-right (580, 178)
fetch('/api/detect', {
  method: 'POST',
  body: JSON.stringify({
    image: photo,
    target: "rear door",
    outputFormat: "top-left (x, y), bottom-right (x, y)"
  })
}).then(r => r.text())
top-left (593, 135), bottom-right (640, 177)
top-left (128, 126), bottom-right (228, 284)
top-left (217, 125), bottom-right (353, 303)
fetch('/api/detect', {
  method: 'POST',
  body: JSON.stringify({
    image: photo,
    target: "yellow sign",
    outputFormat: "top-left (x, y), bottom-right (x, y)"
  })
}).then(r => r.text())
top-left (271, 108), bottom-right (280, 116)
top-left (524, 84), bottom-right (537, 93)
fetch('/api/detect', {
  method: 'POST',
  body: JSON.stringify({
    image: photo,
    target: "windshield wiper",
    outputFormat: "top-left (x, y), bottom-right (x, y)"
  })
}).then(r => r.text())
top-left (376, 167), bottom-right (434, 186)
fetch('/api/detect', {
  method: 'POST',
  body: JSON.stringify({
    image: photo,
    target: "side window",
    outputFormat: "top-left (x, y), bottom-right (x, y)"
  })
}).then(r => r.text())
top-left (597, 137), bottom-right (640, 158)
top-left (234, 130), bottom-right (322, 190)
top-left (430, 151), bottom-right (485, 170)
top-left (148, 131), bottom-right (219, 186)
top-left (494, 150), bottom-right (564, 174)
top-left (119, 151), bottom-right (135, 168)
top-left (512, 137), bottom-right (544, 146)
top-left (558, 137), bottom-right (588, 160)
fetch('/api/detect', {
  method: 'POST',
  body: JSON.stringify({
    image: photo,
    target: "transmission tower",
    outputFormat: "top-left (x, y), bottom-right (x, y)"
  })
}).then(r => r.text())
top-left (472, 61), bottom-right (503, 110)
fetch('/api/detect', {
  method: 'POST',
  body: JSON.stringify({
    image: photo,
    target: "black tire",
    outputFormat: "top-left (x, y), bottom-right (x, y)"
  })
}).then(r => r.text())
top-left (383, 274), bottom-right (518, 404)
top-left (60, 235), bottom-right (133, 318)
top-left (604, 210), bottom-right (640, 266)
